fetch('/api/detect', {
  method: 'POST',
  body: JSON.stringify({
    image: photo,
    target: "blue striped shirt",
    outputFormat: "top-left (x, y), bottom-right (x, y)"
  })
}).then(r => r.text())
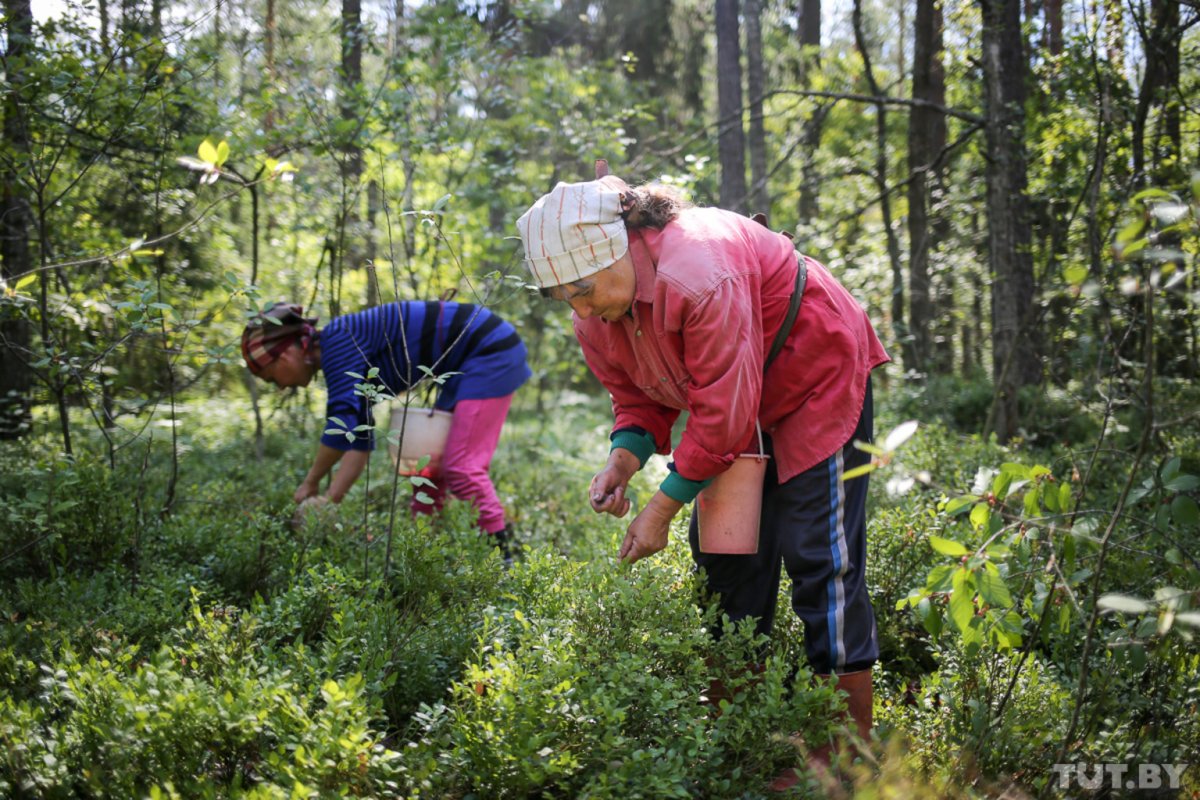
top-left (318, 302), bottom-right (531, 451)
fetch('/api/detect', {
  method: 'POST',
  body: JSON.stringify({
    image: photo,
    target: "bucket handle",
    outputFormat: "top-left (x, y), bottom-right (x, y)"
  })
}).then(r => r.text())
top-left (749, 420), bottom-right (766, 462)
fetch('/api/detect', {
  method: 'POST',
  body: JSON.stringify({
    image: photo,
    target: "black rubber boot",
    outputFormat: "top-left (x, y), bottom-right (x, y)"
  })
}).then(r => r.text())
top-left (490, 525), bottom-right (522, 567)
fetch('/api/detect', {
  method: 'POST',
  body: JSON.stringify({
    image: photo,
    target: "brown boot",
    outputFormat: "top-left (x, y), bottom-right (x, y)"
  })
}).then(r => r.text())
top-left (834, 669), bottom-right (873, 743)
top-left (769, 669), bottom-right (874, 791)
top-left (701, 677), bottom-right (731, 716)
top-left (701, 662), bottom-right (765, 717)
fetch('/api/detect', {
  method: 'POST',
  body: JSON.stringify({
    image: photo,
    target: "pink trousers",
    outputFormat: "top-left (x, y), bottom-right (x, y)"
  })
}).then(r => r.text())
top-left (410, 394), bottom-right (513, 534)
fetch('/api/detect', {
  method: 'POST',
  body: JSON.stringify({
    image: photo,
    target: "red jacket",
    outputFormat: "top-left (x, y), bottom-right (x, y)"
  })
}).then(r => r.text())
top-left (574, 207), bottom-right (889, 489)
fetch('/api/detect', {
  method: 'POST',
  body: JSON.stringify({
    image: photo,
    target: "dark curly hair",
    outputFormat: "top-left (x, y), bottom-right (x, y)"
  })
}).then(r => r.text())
top-left (620, 183), bottom-right (692, 229)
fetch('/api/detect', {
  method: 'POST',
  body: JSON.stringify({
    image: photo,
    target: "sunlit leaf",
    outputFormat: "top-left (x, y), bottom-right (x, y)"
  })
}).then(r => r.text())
top-left (944, 496), bottom-right (975, 516)
top-left (1097, 594), bottom-right (1151, 614)
top-left (929, 535), bottom-right (968, 557)
top-left (215, 140), bottom-right (230, 166)
top-left (969, 502), bottom-right (990, 530)
top-left (981, 543), bottom-right (1010, 559)
top-left (1000, 463), bottom-right (1031, 480)
top-left (882, 420), bottom-right (919, 452)
top-left (1130, 187), bottom-right (1175, 203)
top-left (198, 139), bottom-right (219, 163)
top-left (852, 439), bottom-right (885, 456)
top-left (925, 564), bottom-right (956, 593)
top-left (840, 462), bottom-right (876, 481)
top-left (1063, 265), bottom-right (1088, 286)
top-left (1119, 240), bottom-right (1147, 261)
top-left (949, 569), bottom-right (975, 632)
top-left (1115, 218), bottom-right (1145, 244)
top-left (976, 569), bottom-right (1013, 608)
top-left (1043, 481), bottom-right (1061, 513)
top-left (1059, 481), bottom-right (1072, 511)
top-left (920, 599), bottom-right (943, 638)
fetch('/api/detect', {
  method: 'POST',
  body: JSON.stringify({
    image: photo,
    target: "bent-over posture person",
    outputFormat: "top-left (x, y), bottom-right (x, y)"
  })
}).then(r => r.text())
top-left (241, 301), bottom-right (531, 556)
top-left (516, 173), bottom-right (889, 786)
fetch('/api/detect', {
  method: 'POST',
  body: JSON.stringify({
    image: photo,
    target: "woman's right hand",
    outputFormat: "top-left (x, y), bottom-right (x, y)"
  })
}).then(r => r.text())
top-left (589, 449), bottom-right (640, 517)
top-left (294, 479), bottom-right (320, 504)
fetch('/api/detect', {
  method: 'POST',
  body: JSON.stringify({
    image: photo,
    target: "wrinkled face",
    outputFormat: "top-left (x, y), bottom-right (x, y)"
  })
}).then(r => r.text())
top-left (258, 342), bottom-right (317, 388)
top-left (547, 252), bottom-right (636, 322)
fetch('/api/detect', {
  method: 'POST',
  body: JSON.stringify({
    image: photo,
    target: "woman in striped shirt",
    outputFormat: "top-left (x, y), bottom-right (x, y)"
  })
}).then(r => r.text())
top-left (241, 301), bottom-right (531, 554)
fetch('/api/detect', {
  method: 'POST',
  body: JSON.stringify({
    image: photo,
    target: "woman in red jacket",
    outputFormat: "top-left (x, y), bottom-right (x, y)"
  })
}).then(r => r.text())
top-left (517, 172), bottom-right (889, 777)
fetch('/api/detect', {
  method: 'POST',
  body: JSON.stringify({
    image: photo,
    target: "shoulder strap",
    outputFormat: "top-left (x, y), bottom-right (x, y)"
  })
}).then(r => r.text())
top-left (764, 254), bottom-right (807, 372)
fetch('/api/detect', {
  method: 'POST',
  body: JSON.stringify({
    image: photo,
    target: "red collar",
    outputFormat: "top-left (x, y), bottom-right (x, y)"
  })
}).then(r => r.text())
top-left (629, 229), bottom-right (660, 305)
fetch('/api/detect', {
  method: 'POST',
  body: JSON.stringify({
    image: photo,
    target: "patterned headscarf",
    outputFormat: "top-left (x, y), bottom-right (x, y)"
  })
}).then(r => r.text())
top-left (515, 175), bottom-right (631, 288)
top-left (240, 302), bottom-right (319, 375)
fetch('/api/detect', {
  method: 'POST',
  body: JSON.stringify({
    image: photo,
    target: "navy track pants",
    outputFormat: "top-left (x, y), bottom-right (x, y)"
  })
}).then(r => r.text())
top-left (687, 380), bottom-right (878, 674)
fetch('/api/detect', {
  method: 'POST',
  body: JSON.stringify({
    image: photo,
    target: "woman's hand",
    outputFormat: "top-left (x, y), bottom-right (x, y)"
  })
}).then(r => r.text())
top-left (589, 448), bottom-right (641, 517)
top-left (294, 479), bottom-right (320, 504)
top-left (618, 491), bottom-right (684, 563)
top-left (291, 494), bottom-right (333, 530)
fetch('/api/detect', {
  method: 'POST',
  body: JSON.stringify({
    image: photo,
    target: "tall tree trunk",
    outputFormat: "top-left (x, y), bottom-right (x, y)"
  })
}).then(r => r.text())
top-left (798, 0), bottom-right (820, 76)
top-left (264, 0), bottom-right (276, 133)
top-left (1104, 0), bottom-right (1125, 76)
top-left (852, 0), bottom-right (906, 370)
top-left (744, 0), bottom-right (768, 214)
top-left (1131, 0), bottom-right (1182, 187)
top-left (1150, 0), bottom-right (1181, 188)
top-left (98, 0), bottom-right (111, 53)
top-left (366, 178), bottom-right (382, 306)
top-left (980, 0), bottom-right (1039, 441)
top-left (907, 0), bottom-right (946, 376)
top-left (0, 0), bottom-right (34, 439)
top-left (715, 0), bottom-right (747, 213)
top-left (681, 12), bottom-right (707, 118)
top-left (796, 0), bottom-right (823, 224)
top-left (338, 0), bottom-right (365, 315)
top-left (212, 0), bottom-right (222, 88)
top-left (1044, 0), bottom-right (1063, 55)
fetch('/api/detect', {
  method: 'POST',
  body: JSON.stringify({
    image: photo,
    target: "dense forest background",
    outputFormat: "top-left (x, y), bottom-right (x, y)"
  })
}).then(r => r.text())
top-left (1, 0), bottom-right (1198, 797)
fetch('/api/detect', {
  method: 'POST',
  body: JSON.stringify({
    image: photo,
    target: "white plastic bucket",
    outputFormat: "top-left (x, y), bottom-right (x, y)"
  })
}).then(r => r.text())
top-left (696, 453), bottom-right (769, 554)
top-left (388, 406), bottom-right (453, 475)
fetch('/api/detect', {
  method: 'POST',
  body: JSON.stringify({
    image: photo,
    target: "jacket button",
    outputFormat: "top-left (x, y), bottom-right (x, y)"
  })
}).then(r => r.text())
top-left (660, 376), bottom-right (668, 382)
top-left (635, 329), bottom-right (642, 337)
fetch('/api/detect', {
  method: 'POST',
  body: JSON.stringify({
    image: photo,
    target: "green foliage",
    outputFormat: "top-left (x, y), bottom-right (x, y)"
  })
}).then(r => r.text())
top-left (400, 551), bottom-right (837, 798)
top-left (0, 452), bottom-right (139, 580)
top-left (2, 0), bottom-right (1200, 796)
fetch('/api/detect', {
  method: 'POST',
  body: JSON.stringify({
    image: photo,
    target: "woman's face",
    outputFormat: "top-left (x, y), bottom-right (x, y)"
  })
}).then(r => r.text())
top-left (550, 251), bottom-right (636, 322)
top-left (259, 342), bottom-right (317, 388)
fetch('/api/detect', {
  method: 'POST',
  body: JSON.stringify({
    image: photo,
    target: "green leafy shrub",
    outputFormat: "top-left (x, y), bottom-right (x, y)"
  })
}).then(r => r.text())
top-left (0, 452), bottom-right (139, 581)
top-left (0, 599), bottom-right (404, 798)
top-left (400, 549), bottom-right (838, 798)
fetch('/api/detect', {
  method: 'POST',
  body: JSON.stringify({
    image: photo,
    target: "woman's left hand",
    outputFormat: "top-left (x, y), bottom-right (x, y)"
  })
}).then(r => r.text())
top-left (294, 479), bottom-right (320, 504)
top-left (618, 491), bottom-right (684, 564)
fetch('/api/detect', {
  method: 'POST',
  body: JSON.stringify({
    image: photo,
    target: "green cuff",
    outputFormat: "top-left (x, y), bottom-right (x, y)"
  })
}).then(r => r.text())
top-left (610, 430), bottom-right (656, 468)
top-left (660, 471), bottom-right (712, 504)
